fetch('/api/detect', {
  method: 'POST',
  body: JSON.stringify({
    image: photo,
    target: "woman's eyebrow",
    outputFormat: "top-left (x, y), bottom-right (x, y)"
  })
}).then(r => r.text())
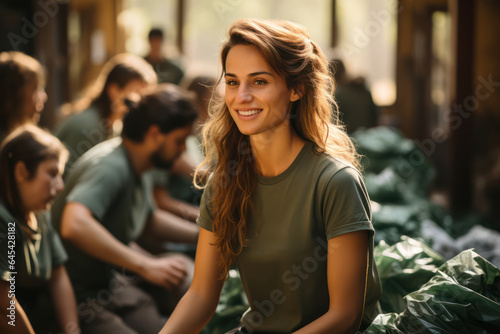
top-left (225, 71), bottom-right (275, 78)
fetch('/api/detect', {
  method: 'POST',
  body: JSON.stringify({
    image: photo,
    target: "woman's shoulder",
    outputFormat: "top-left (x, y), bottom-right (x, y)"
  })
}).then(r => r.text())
top-left (309, 147), bottom-right (361, 181)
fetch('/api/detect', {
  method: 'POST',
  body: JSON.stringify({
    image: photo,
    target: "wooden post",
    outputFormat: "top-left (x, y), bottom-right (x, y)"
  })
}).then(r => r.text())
top-left (447, 0), bottom-right (476, 214)
top-left (176, 0), bottom-right (184, 54)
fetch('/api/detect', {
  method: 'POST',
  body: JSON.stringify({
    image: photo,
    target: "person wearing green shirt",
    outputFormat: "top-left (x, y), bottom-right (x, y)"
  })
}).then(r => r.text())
top-left (160, 18), bottom-right (382, 334)
top-left (0, 125), bottom-right (79, 334)
top-left (51, 84), bottom-right (200, 334)
top-left (54, 53), bottom-right (157, 172)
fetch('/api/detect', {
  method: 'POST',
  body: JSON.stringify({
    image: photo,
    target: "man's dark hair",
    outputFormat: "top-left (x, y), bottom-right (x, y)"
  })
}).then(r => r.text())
top-left (122, 84), bottom-right (198, 142)
top-left (148, 28), bottom-right (164, 40)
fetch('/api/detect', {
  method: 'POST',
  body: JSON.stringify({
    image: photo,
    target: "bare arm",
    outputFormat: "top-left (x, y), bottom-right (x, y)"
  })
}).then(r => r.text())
top-left (293, 231), bottom-right (369, 334)
top-left (49, 265), bottom-right (80, 334)
top-left (60, 202), bottom-right (186, 289)
top-left (153, 186), bottom-right (200, 222)
top-left (142, 209), bottom-right (199, 244)
top-left (0, 281), bottom-right (35, 334)
top-left (160, 228), bottom-right (225, 334)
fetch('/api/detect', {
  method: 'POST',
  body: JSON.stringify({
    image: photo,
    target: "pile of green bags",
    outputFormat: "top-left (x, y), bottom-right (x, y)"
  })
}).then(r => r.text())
top-left (364, 249), bottom-right (500, 333)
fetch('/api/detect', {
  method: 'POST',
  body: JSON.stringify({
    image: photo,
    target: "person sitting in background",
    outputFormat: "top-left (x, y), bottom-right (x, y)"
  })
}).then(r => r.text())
top-left (0, 51), bottom-right (47, 142)
top-left (330, 59), bottom-right (379, 134)
top-left (54, 53), bottom-right (157, 171)
top-left (51, 84), bottom-right (199, 334)
top-left (145, 28), bottom-right (184, 85)
top-left (0, 125), bottom-right (79, 334)
top-left (153, 75), bottom-right (216, 222)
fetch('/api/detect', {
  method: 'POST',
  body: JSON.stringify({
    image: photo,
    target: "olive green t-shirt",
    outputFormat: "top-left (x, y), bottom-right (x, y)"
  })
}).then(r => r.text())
top-left (51, 137), bottom-right (154, 302)
top-left (54, 106), bottom-right (111, 171)
top-left (0, 202), bottom-right (67, 288)
top-left (198, 141), bottom-right (382, 332)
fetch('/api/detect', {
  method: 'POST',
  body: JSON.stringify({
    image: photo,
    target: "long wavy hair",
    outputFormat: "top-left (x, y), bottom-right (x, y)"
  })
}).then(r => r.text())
top-left (195, 18), bottom-right (361, 278)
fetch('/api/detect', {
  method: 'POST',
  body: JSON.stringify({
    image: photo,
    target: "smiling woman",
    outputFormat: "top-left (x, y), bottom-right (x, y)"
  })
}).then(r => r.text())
top-left (0, 125), bottom-right (80, 334)
top-left (160, 18), bottom-right (382, 334)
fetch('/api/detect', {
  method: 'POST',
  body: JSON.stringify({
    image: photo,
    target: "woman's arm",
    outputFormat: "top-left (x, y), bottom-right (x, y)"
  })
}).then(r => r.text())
top-left (0, 281), bottom-right (35, 334)
top-left (159, 227), bottom-right (226, 334)
top-left (49, 265), bottom-right (80, 334)
top-left (293, 230), bottom-right (369, 334)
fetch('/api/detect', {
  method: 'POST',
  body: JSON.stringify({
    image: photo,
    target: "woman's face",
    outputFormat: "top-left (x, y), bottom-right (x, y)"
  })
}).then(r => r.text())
top-left (17, 158), bottom-right (65, 213)
top-left (224, 44), bottom-right (300, 137)
top-left (23, 80), bottom-right (47, 124)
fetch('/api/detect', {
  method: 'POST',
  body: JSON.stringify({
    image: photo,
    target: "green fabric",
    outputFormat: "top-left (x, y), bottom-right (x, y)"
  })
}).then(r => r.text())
top-left (0, 202), bottom-right (67, 288)
top-left (54, 106), bottom-right (111, 171)
top-left (198, 141), bottom-right (382, 333)
top-left (145, 57), bottom-right (184, 85)
top-left (51, 137), bottom-right (154, 302)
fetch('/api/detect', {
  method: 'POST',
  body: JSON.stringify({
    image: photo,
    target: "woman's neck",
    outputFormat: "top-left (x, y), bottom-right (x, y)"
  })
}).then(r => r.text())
top-left (250, 123), bottom-right (305, 177)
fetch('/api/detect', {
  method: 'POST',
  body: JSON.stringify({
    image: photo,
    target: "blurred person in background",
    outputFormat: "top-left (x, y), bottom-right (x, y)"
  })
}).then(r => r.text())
top-left (330, 59), bottom-right (379, 134)
top-left (145, 28), bottom-right (184, 85)
top-left (54, 53), bottom-right (157, 171)
top-left (51, 85), bottom-right (199, 334)
top-left (0, 125), bottom-right (79, 334)
top-left (153, 75), bottom-right (216, 222)
top-left (0, 51), bottom-right (47, 142)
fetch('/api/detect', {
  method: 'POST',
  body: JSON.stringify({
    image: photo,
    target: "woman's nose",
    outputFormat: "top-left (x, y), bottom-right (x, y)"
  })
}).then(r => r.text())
top-left (236, 84), bottom-right (252, 103)
top-left (53, 175), bottom-right (64, 194)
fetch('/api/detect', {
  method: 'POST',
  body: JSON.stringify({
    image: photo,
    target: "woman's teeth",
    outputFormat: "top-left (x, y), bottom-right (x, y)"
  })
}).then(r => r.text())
top-left (238, 109), bottom-right (261, 116)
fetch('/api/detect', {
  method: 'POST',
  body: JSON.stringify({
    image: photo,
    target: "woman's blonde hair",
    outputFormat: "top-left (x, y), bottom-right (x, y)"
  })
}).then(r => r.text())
top-left (195, 18), bottom-right (360, 278)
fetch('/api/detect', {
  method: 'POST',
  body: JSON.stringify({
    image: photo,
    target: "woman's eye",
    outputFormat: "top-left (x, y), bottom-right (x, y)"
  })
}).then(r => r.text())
top-left (255, 80), bottom-right (267, 85)
top-left (226, 80), bottom-right (238, 86)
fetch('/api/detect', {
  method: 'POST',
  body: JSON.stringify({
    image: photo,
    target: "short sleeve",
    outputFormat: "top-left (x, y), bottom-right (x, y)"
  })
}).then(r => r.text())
top-left (322, 167), bottom-right (374, 240)
top-left (66, 163), bottom-right (125, 221)
top-left (196, 176), bottom-right (214, 232)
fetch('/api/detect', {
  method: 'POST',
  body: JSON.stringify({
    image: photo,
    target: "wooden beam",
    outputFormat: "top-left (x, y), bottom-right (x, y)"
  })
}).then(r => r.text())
top-left (176, 0), bottom-right (184, 54)
top-left (447, 0), bottom-right (476, 214)
top-left (330, 0), bottom-right (338, 48)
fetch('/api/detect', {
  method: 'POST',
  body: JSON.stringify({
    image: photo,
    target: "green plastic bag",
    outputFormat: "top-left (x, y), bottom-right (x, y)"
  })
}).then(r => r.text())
top-left (364, 250), bottom-right (500, 334)
top-left (375, 236), bottom-right (446, 313)
top-left (201, 270), bottom-right (248, 334)
top-left (372, 204), bottom-right (428, 245)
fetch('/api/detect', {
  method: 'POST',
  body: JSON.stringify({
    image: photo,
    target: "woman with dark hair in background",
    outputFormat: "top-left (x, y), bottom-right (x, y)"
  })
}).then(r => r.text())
top-left (0, 125), bottom-right (79, 334)
top-left (0, 51), bottom-right (47, 142)
top-left (161, 18), bottom-right (381, 334)
top-left (54, 53), bottom-right (157, 170)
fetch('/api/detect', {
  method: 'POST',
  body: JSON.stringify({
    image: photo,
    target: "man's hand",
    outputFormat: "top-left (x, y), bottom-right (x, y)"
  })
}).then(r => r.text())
top-left (140, 256), bottom-right (188, 290)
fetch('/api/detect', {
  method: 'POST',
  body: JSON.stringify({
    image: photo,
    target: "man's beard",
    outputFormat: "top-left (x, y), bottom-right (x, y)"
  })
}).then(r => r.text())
top-left (151, 151), bottom-right (174, 169)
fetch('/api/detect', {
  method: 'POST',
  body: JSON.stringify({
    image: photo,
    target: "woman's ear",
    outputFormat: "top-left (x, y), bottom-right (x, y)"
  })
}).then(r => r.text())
top-left (14, 161), bottom-right (30, 183)
top-left (290, 84), bottom-right (305, 102)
